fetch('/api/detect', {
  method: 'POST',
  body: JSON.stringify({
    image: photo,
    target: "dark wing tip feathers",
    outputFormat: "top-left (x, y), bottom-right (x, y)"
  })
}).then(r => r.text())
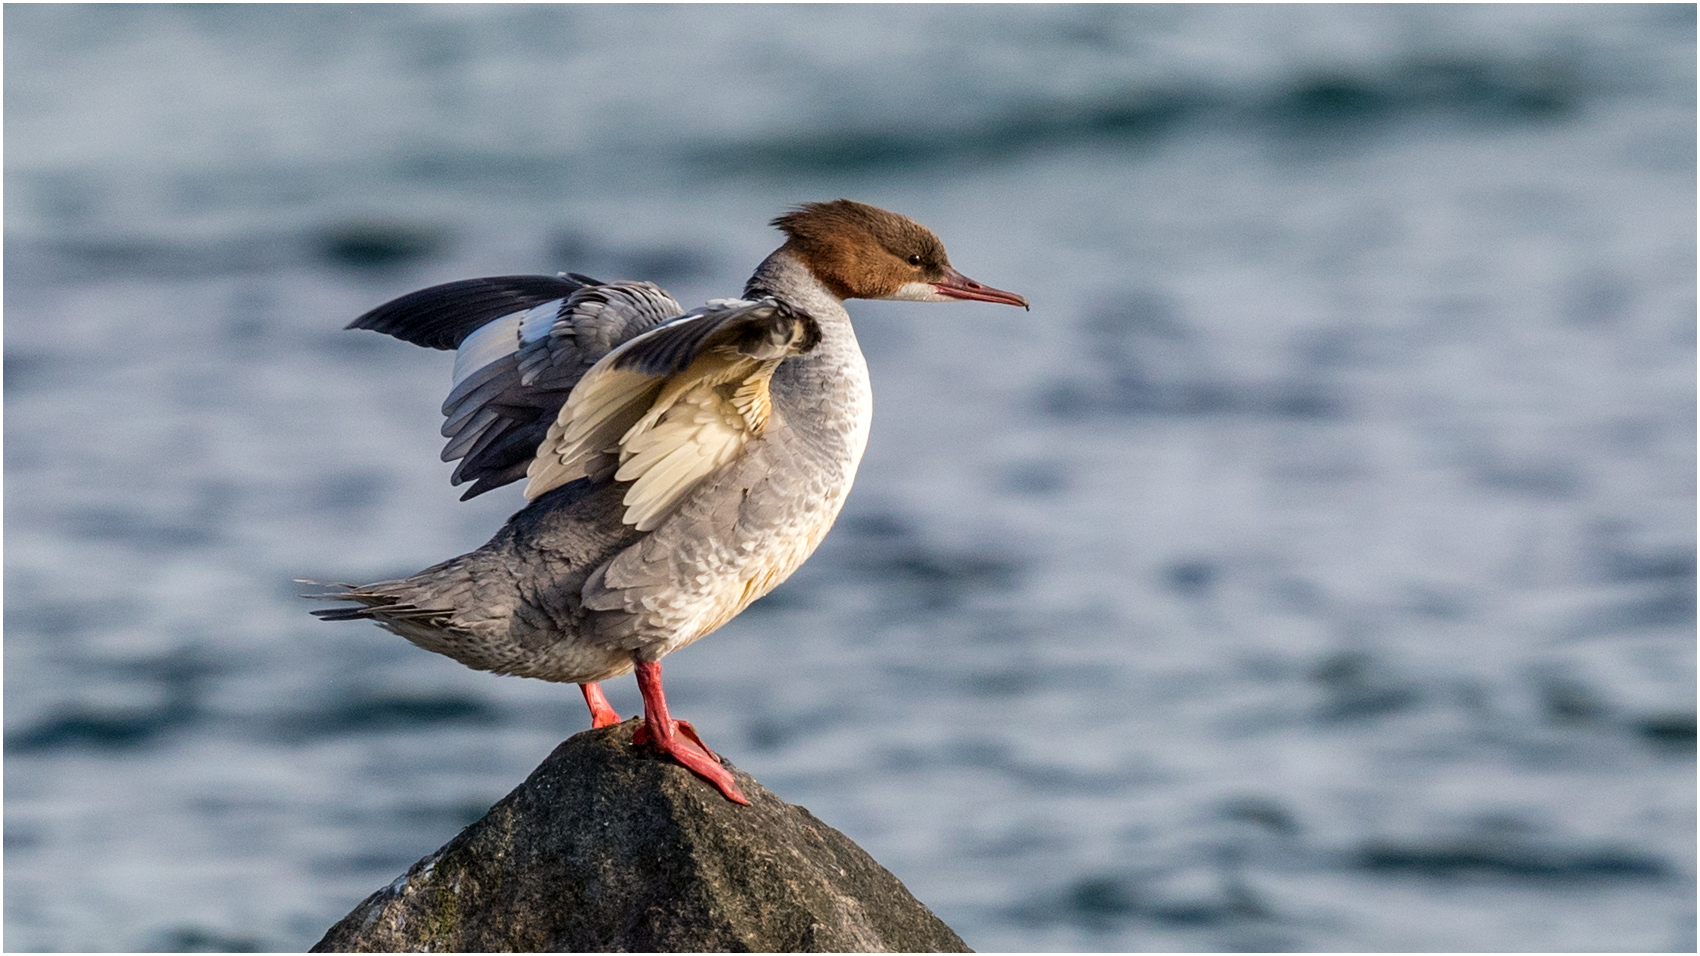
top-left (348, 274), bottom-right (584, 350)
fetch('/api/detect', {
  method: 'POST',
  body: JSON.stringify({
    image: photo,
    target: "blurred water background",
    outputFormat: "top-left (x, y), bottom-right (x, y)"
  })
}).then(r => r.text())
top-left (5, 4), bottom-right (1695, 952)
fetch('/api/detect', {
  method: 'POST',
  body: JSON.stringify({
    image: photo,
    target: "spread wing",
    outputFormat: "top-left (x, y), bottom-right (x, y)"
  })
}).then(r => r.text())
top-left (525, 298), bottom-right (821, 531)
top-left (349, 275), bottom-right (686, 499)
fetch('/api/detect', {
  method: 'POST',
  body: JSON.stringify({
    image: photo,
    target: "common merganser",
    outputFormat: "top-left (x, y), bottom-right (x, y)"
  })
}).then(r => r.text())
top-left (312, 200), bottom-right (1028, 804)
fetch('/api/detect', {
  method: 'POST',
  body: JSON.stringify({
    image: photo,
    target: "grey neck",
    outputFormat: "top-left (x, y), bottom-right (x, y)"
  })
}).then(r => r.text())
top-left (746, 249), bottom-right (843, 318)
top-left (744, 248), bottom-right (860, 361)
top-left (742, 248), bottom-right (871, 443)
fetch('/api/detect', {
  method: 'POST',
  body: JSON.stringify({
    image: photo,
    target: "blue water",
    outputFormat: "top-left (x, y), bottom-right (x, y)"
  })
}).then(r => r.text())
top-left (5, 5), bottom-right (1694, 952)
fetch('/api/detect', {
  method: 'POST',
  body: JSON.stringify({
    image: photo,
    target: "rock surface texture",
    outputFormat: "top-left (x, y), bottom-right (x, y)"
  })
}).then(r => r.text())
top-left (312, 721), bottom-right (971, 952)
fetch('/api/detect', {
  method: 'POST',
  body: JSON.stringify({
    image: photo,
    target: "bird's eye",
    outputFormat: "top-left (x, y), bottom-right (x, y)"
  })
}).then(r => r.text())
top-left (907, 254), bottom-right (922, 266)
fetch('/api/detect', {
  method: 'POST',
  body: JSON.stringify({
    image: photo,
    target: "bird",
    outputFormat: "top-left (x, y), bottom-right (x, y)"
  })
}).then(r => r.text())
top-left (311, 200), bottom-right (1028, 804)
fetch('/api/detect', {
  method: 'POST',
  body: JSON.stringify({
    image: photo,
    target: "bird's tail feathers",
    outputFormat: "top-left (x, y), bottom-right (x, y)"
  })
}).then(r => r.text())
top-left (298, 578), bottom-right (453, 624)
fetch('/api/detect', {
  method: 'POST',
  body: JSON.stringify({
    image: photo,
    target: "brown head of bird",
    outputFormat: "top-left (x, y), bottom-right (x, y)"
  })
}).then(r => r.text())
top-left (772, 199), bottom-right (1030, 309)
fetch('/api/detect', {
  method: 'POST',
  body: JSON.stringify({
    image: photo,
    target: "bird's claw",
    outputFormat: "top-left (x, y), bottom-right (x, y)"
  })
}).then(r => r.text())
top-left (635, 717), bottom-right (749, 805)
top-left (634, 718), bottom-right (718, 760)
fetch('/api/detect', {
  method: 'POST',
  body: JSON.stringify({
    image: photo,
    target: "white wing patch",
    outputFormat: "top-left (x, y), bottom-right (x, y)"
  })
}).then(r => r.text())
top-left (517, 298), bottom-right (564, 346)
top-left (450, 312), bottom-right (526, 390)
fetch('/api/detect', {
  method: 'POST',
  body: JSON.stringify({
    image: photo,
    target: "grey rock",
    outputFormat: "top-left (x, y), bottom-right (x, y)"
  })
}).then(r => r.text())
top-left (312, 721), bottom-right (971, 953)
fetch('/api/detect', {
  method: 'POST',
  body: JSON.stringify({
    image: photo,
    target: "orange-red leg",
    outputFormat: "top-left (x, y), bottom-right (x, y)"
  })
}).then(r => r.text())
top-left (631, 659), bottom-right (748, 805)
top-left (579, 682), bottom-right (621, 729)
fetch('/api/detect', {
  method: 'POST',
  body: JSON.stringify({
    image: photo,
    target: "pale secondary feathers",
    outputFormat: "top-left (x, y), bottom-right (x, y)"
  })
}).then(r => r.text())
top-left (525, 298), bottom-right (820, 530)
